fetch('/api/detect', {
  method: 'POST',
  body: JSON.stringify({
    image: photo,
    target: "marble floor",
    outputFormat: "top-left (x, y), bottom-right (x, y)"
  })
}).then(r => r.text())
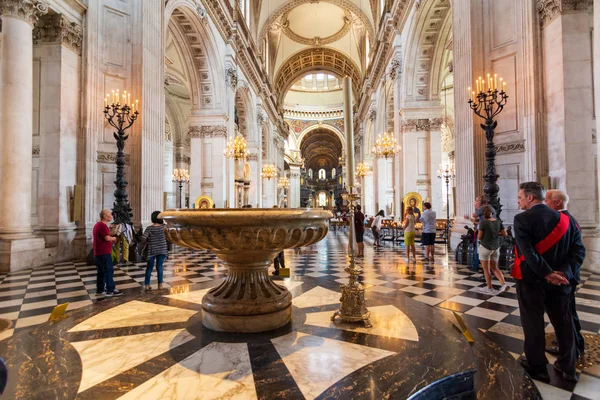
top-left (0, 232), bottom-right (599, 399)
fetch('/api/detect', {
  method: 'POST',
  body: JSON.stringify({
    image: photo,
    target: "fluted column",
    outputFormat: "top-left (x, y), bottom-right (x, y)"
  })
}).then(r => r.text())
top-left (289, 164), bottom-right (302, 208)
top-left (0, 1), bottom-right (48, 238)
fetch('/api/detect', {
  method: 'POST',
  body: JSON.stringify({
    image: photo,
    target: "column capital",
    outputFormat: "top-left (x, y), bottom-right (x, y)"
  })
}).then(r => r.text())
top-left (0, 0), bottom-right (48, 27)
top-left (33, 14), bottom-right (83, 55)
top-left (537, 0), bottom-right (593, 27)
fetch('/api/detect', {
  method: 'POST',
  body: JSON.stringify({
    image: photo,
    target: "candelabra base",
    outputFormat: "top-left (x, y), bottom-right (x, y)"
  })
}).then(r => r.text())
top-left (331, 281), bottom-right (372, 328)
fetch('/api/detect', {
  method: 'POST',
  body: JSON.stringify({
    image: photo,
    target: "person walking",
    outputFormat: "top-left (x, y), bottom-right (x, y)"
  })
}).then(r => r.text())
top-left (93, 210), bottom-right (122, 297)
top-left (355, 205), bottom-right (365, 256)
top-left (272, 205), bottom-right (286, 276)
top-left (420, 202), bottom-right (437, 262)
top-left (513, 182), bottom-right (585, 382)
top-left (403, 207), bottom-right (417, 262)
top-left (142, 211), bottom-right (169, 291)
top-left (371, 210), bottom-right (384, 248)
top-left (545, 189), bottom-right (586, 359)
top-left (477, 205), bottom-right (509, 295)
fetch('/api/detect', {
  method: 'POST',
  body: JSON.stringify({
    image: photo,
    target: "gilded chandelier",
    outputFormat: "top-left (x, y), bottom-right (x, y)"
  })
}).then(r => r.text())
top-left (372, 132), bottom-right (401, 159)
top-left (260, 164), bottom-right (277, 180)
top-left (277, 176), bottom-right (290, 189)
top-left (223, 134), bottom-right (249, 160)
top-left (355, 162), bottom-right (372, 178)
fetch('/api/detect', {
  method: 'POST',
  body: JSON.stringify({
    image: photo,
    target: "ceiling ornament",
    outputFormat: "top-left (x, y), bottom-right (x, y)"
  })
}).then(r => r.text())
top-left (274, 47), bottom-right (361, 104)
top-left (280, 9), bottom-right (353, 46)
top-left (259, 0), bottom-right (374, 47)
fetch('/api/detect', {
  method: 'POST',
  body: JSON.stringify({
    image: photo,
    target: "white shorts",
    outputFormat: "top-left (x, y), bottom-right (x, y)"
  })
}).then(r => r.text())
top-left (478, 245), bottom-right (499, 261)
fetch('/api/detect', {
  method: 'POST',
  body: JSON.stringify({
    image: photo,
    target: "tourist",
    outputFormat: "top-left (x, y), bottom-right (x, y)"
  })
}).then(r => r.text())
top-left (469, 195), bottom-right (494, 275)
top-left (420, 202), bottom-right (437, 262)
top-left (545, 189), bottom-right (586, 359)
top-left (142, 211), bottom-right (169, 291)
top-left (477, 205), bottom-right (509, 295)
top-left (93, 210), bottom-right (122, 297)
top-left (355, 205), bottom-right (365, 256)
top-left (372, 210), bottom-right (384, 247)
top-left (403, 207), bottom-right (417, 262)
top-left (513, 182), bottom-right (585, 382)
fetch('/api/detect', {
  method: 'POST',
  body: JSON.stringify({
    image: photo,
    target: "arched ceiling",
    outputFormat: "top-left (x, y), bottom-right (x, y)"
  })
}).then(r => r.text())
top-left (274, 47), bottom-right (361, 104)
top-left (300, 128), bottom-right (343, 171)
top-left (260, 0), bottom-right (374, 101)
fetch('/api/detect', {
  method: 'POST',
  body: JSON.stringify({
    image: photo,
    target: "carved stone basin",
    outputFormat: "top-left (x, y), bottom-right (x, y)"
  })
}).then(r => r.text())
top-left (161, 208), bottom-right (332, 333)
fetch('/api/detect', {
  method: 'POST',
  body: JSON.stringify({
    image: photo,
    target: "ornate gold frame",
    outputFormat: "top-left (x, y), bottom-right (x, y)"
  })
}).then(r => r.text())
top-left (194, 195), bottom-right (214, 209)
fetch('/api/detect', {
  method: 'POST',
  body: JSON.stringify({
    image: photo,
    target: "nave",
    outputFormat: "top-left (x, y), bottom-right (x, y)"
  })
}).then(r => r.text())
top-left (1, 232), bottom-right (599, 399)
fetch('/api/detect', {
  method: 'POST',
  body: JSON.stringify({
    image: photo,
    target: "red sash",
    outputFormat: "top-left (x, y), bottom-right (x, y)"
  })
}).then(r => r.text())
top-left (511, 212), bottom-right (570, 279)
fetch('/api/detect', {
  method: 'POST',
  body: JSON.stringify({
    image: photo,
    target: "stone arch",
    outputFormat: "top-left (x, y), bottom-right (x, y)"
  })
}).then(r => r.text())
top-left (403, 0), bottom-right (452, 101)
top-left (274, 47), bottom-right (361, 104)
top-left (234, 85), bottom-right (258, 145)
top-left (165, 1), bottom-right (224, 110)
top-left (298, 123), bottom-right (346, 151)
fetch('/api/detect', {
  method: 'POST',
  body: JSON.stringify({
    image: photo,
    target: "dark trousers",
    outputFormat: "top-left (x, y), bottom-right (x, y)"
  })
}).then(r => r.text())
top-left (94, 254), bottom-right (115, 293)
top-left (571, 284), bottom-right (585, 356)
top-left (274, 252), bottom-right (285, 271)
top-left (516, 280), bottom-right (576, 374)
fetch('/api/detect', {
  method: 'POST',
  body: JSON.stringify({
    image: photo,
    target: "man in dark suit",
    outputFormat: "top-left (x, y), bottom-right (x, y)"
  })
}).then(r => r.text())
top-left (545, 189), bottom-right (586, 358)
top-left (513, 182), bottom-right (585, 382)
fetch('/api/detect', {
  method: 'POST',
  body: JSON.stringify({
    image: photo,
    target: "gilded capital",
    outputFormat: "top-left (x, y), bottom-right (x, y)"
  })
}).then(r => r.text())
top-left (33, 14), bottom-right (83, 55)
top-left (0, 0), bottom-right (48, 27)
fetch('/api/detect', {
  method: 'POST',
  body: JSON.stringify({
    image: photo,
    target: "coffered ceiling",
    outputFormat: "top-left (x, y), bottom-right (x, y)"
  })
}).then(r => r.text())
top-left (300, 128), bottom-right (344, 171)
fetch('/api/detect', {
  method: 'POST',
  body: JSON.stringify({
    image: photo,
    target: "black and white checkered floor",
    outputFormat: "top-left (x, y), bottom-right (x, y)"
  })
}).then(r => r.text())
top-left (1, 232), bottom-right (599, 398)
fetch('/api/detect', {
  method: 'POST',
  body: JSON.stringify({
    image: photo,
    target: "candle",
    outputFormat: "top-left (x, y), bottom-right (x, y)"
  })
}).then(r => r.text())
top-left (111, 90), bottom-right (115, 104)
top-left (472, 91), bottom-right (476, 102)
top-left (127, 93), bottom-right (131, 105)
top-left (135, 99), bottom-right (139, 112)
top-left (494, 74), bottom-right (497, 90)
top-left (476, 79), bottom-right (480, 93)
top-left (342, 77), bottom-right (355, 188)
top-left (104, 97), bottom-right (107, 107)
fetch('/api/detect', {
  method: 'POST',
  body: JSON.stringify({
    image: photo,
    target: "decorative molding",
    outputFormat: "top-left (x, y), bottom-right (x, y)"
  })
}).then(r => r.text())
top-left (592, 129), bottom-right (597, 144)
top-left (428, 117), bottom-right (444, 130)
top-left (195, 4), bottom-right (209, 25)
top-left (225, 67), bottom-right (238, 89)
top-left (0, 0), bottom-right (48, 26)
top-left (201, 182), bottom-right (214, 188)
top-left (290, 172), bottom-right (302, 179)
top-left (97, 151), bottom-right (130, 165)
top-left (165, 117), bottom-right (172, 142)
top-left (188, 125), bottom-right (228, 138)
top-left (367, 108), bottom-right (377, 122)
top-left (175, 154), bottom-right (190, 164)
top-left (537, 0), bottom-right (592, 27)
top-left (416, 179), bottom-right (431, 185)
top-left (402, 118), bottom-right (432, 131)
top-left (247, 153), bottom-right (258, 161)
top-left (33, 13), bottom-right (83, 55)
top-left (495, 141), bottom-right (525, 155)
top-left (32, 145), bottom-right (40, 157)
top-left (388, 57), bottom-right (402, 81)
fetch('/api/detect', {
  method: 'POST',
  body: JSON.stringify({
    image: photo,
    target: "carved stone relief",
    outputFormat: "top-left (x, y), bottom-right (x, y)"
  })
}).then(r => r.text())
top-left (97, 151), bottom-right (131, 165)
top-left (33, 14), bottom-right (83, 55)
top-left (188, 125), bottom-right (228, 138)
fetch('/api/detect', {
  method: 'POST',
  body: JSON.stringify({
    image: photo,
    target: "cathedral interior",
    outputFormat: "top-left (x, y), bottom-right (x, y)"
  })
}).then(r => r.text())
top-left (0, 0), bottom-right (599, 398)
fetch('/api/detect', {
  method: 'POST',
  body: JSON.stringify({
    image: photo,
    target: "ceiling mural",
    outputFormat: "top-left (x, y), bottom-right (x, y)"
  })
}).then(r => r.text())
top-left (285, 118), bottom-right (344, 136)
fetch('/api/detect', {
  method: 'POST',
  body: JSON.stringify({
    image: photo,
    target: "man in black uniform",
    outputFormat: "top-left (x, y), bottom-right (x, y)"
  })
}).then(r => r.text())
top-left (513, 182), bottom-right (585, 382)
top-left (545, 189), bottom-right (586, 358)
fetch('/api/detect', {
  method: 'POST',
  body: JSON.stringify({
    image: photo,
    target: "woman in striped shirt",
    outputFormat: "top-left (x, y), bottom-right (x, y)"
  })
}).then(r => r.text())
top-left (142, 211), bottom-right (169, 291)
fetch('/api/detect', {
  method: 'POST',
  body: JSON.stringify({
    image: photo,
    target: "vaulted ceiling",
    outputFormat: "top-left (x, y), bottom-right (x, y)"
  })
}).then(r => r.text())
top-left (300, 128), bottom-right (343, 171)
top-left (259, 0), bottom-right (376, 102)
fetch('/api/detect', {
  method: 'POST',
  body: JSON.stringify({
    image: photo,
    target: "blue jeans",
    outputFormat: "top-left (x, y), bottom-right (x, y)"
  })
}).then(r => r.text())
top-left (95, 254), bottom-right (115, 293)
top-left (145, 254), bottom-right (167, 285)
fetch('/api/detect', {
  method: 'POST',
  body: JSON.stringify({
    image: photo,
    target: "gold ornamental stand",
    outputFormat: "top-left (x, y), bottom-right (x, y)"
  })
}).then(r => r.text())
top-left (331, 188), bottom-right (372, 328)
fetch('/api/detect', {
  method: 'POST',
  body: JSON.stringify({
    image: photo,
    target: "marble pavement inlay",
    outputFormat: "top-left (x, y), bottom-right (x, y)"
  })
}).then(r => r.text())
top-left (117, 342), bottom-right (257, 400)
top-left (271, 332), bottom-right (394, 399)
top-left (304, 305), bottom-right (419, 342)
top-left (291, 285), bottom-right (341, 308)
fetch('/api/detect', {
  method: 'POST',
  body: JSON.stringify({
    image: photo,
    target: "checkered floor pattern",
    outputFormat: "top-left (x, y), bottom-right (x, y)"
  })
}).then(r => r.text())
top-left (1, 232), bottom-right (599, 397)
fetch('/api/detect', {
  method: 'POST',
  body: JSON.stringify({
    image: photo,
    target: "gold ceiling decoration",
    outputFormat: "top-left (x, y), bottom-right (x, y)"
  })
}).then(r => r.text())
top-left (274, 48), bottom-right (361, 104)
top-left (300, 127), bottom-right (343, 171)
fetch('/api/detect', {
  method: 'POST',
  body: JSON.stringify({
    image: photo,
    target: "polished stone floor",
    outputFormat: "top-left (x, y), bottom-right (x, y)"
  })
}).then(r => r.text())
top-left (0, 231), bottom-right (599, 399)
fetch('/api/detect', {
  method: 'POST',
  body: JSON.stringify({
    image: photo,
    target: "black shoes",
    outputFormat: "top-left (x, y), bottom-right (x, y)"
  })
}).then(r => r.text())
top-left (553, 362), bottom-right (578, 382)
top-left (272, 270), bottom-right (279, 276)
top-left (518, 357), bottom-right (550, 381)
top-left (545, 345), bottom-right (560, 356)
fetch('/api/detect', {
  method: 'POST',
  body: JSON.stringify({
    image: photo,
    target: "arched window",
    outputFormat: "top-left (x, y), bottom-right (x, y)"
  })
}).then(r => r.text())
top-left (318, 192), bottom-right (327, 206)
top-left (318, 169), bottom-right (326, 179)
top-left (308, 169), bottom-right (313, 179)
top-left (331, 168), bottom-right (336, 178)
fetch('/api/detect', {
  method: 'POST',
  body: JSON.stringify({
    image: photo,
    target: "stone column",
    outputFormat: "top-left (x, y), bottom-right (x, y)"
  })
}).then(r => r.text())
top-left (289, 164), bottom-right (302, 208)
top-left (0, 0), bottom-right (49, 271)
top-left (539, 1), bottom-right (595, 228)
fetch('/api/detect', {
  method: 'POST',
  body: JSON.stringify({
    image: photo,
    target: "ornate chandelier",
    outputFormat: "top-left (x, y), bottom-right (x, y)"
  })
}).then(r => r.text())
top-left (172, 168), bottom-right (190, 182)
top-left (372, 132), bottom-right (401, 159)
top-left (277, 176), bottom-right (290, 189)
top-left (355, 162), bottom-right (372, 178)
top-left (260, 164), bottom-right (277, 180)
top-left (223, 134), bottom-right (249, 160)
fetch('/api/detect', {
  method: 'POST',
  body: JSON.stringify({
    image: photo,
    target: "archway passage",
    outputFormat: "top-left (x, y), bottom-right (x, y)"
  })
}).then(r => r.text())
top-left (300, 128), bottom-right (343, 172)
